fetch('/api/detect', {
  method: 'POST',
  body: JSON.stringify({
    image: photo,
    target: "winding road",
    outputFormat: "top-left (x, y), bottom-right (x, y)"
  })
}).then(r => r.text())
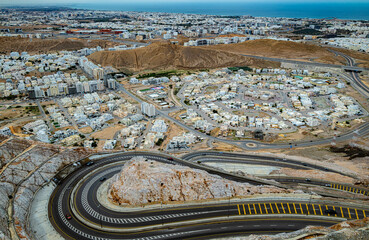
top-left (48, 152), bottom-right (369, 240)
top-left (47, 47), bottom-right (369, 239)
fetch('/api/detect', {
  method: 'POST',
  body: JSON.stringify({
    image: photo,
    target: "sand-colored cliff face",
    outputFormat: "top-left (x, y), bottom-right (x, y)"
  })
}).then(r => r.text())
top-left (88, 42), bottom-right (280, 72)
top-left (108, 158), bottom-right (291, 206)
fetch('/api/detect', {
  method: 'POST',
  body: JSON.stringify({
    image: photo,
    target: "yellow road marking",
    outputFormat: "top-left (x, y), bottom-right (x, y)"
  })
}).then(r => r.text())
top-left (312, 204), bottom-right (316, 215)
top-left (275, 203), bottom-right (280, 214)
top-left (349, 187), bottom-right (351, 192)
top-left (326, 205), bottom-right (330, 216)
top-left (281, 203), bottom-right (285, 214)
top-left (237, 205), bottom-right (241, 215)
top-left (340, 207), bottom-right (344, 218)
top-left (363, 191), bottom-right (366, 195)
top-left (306, 204), bottom-right (310, 215)
top-left (355, 189), bottom-right (358, 193)
top-left (269, 203), bottom-right (274, 214)
top-left (248, 204), bottom-right (251, 215)
top-left (258, 203), bottom-right (263, 214)
top-left (287, 203), bottom-right (291, 214)
top-left (253, 204), bottom-right (257, 214)
top-left (293, 203), bottom-right (297, 214)
top-left (363, 210), bottom-right (366, 218)
top-left (355, 209), bottom-right (359, 219)
top-left (299, 203), bottom-right (303, 214)
top-left (332, 206), bottom-right (337, 217)
top-left (264, 203), bottom-right (268, 214)
top-left (332, 183), bottom-right (335, 188)
top-left (348, 208), bottom-right (351, 219)
top-left (319, 205), bottom-right (323, 215)
top-left (242, 204), bottom-right (246, 215)
top-left (359, 190), bottom-right (362, 194)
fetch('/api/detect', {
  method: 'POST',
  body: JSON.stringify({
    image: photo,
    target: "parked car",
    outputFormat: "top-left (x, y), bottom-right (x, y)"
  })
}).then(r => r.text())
top-left (65, 214), bottom-right (72, 220)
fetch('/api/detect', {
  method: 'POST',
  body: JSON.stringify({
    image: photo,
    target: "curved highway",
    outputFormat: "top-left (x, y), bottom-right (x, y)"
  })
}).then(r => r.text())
top-left (183, 151), bottom-right (369, 197)
top-left (49, 152), bottom-right (369, 240)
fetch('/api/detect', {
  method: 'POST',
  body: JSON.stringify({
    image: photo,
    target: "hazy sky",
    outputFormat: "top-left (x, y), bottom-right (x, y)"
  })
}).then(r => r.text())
top-left (1, 0), bottom-right (368, 6)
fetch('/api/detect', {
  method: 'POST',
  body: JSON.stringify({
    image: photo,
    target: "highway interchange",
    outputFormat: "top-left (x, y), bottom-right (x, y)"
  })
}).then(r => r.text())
top-left (48, 50), bottom-right (369, 239)
top-left (49, 151), bottom-right (369, 240)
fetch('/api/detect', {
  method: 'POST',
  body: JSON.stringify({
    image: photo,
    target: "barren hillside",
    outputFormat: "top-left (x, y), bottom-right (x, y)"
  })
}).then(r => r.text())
top-left (202, 39), bottom-right (347, 65)
top-left (0, 37), bottom-right (119, 54)
top-left (88, 42), bottom-right (280, 72)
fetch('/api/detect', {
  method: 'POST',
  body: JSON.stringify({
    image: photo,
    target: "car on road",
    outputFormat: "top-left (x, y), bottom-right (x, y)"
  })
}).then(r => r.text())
top-left (86, 161), bottom-right (94, 166)
top-left (52, 177), bottom-right (61, 185)
top-left (100, 177), bottom-right (106, 182)
top-left (324, 209), bottom-right (337, 215)
top-left (305, 178), bottom-right (311, 182)
top-left (65, 214), bottom-right (72, 220)
top-left (168, 157), bottom-right (173, 161)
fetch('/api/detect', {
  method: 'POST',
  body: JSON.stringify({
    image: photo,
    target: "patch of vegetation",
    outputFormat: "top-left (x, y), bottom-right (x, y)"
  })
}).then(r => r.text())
top-left (156, 138), bottom-right (164, 146)
top-left (174, 88), bottom-right (180, 95)
top-left (228, 66), bottom-right (252, 72)
top-left (329, 145), bottom-right (369, 159)
top-left (184, 99), bottom-right (191, 105)
top-left (25, 106), bottom-right (40, 114)
top-left (1, 95), bottom-right (17, 100)
top-left (292, 29), bottom-right (323, 35)
top-left (137, 70), bottom-right (183, 79)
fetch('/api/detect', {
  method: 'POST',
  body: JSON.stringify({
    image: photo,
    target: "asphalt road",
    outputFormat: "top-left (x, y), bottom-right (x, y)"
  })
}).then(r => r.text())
top-left (183, 151), bottom-right (369, 197)
top-left (49, 152), bottom-right (369, 240)
top-left (240, 53), bottom-right (369, 72)
top-left (117, 81), bottom-right (369, 151)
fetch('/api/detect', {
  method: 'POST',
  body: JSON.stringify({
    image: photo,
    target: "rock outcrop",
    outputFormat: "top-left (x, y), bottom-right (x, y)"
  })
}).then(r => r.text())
top-left (108, 157), bottom-right (291, 206)
top-left (0, 135), bottom-right (92, 240)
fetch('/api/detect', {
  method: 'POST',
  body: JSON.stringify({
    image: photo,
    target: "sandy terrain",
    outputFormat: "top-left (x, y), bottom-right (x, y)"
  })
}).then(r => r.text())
top-left (272, 168), bottom-right (356, 184)
top-left (0, 37), bottom-right (119, 54)
top-left (0, 105), bottom-right (40, 124)
top-left (90, 125), bottom-right (125, 139)
top-left (328, 46), bottom-right (369, 68)
top-left (211, 142), bottom-right (244, 152)
top-left (161, 121), bottom-right (186, 151)
top-left (79, 126), bottom-right (93, 134)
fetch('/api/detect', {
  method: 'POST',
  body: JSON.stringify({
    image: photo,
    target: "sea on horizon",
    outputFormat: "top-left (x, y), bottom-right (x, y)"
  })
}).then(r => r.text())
top-left (67, 2), bottom-right (369, 20)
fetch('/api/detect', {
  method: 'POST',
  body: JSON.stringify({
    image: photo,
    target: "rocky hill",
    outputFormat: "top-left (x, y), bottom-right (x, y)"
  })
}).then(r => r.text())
top-left (0, 135), bottom-right (92, 240)
top-left (108, 157), bottom-right (291, 206)
top-left (88, 42), bottom-right (280, 72)
top-left (202, 39), bottom-right (346, 65)
top-left (0, 37), bottom-right (119, 54)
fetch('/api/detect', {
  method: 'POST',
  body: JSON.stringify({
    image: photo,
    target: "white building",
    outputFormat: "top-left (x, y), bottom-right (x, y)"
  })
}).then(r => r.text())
top-left (141, 102), bottom-right (156, 117)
